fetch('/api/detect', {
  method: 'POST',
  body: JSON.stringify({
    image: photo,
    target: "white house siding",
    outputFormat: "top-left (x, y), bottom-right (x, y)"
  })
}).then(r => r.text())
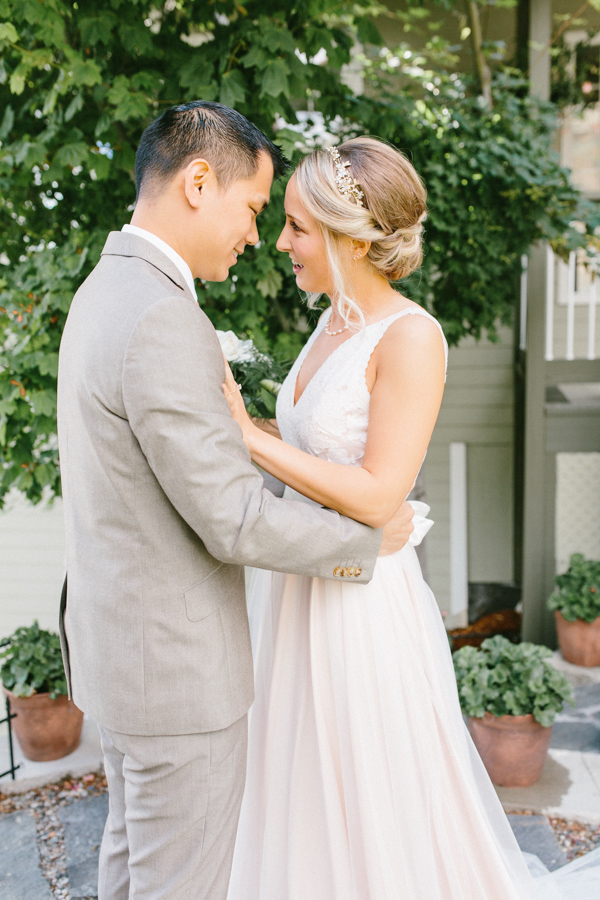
top-left (0, 328), bottom-right (516, 637)
top-left (423, 326), bottom-right (515, 625)
top-left (0, 492), bottom-right (65, 640)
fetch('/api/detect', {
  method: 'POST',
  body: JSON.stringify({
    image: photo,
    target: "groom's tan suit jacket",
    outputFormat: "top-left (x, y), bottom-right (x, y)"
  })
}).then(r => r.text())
top-left (57, 231), bottom-right (381, 737)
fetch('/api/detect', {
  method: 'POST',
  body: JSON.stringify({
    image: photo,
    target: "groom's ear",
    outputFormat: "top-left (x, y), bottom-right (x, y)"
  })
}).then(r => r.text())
top-left (183, 158), bottom-right (212, 209)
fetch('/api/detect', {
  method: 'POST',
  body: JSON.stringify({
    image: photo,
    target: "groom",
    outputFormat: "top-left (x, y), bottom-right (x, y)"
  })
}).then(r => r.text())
top-left (57, 101), bottom-right (414, 900)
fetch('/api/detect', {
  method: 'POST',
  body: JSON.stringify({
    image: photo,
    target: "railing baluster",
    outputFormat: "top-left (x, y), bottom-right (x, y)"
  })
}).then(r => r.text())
top-left (566, 251), bottom-right (576, 361)
top-left (545, 246), bottom-right (554, 361)
top-left (520, 254), bottom-right (528, 351)
top-left (588, 277), bottom-right (597, 361)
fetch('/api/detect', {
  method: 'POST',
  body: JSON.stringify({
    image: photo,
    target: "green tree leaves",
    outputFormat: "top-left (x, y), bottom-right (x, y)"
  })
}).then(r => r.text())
top-left (0, 21), bottom-right (18, 43)
top-left (0, 0), bottom-right (595, 505)
top-left (261, 59), bottom-right (290, 98)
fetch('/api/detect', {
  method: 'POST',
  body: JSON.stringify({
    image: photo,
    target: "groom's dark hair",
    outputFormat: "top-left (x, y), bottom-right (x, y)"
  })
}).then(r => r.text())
top-left (135, 100), bottom-right (288, 199)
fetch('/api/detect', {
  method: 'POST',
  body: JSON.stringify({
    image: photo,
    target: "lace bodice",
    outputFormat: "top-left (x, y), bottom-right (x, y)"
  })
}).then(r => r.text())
top-left (276, 307), bottom-right (448, 466)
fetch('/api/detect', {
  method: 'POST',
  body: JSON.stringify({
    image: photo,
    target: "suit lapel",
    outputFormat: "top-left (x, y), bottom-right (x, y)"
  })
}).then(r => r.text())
top-left (101, 231), bottom-right (196, 302)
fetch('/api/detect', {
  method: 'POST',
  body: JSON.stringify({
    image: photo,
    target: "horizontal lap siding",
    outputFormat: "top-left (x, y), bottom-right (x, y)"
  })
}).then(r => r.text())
top-left (423, 327), bottom-right (515, 618)
top-left (0, 494), bottom-right (65, 640)
top-left (0, 330), bottom-right (517, 636)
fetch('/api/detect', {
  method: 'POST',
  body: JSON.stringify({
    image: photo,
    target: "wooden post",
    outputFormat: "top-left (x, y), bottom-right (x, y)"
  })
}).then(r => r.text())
top-left (529, 0), bottom-right (551, 100)
top-left (520, 245), bottom-right (555, 644)
top-left (517, 0), bottom-right (555, 644)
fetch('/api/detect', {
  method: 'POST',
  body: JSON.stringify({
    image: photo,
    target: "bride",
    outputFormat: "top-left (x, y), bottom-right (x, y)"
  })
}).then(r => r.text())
top-left (223, 137), bottom-right (600, 899)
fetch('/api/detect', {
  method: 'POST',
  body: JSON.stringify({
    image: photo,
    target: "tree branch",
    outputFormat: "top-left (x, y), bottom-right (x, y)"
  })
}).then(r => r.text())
top-left (466, 0), bottom-right (493, 109)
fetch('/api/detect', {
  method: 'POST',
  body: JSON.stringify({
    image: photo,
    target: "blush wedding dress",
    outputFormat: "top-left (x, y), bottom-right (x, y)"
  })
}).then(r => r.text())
top-left (227, 307), bottom-right (600, 899)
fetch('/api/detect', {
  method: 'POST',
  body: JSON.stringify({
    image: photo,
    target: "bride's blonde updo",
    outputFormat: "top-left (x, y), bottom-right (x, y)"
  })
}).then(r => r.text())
top-left (294, 136), bottom-right (427, 328)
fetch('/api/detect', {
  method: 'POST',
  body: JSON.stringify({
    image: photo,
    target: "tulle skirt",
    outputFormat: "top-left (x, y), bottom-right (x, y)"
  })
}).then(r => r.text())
top-left (227, 541), bottom-right (600, 899)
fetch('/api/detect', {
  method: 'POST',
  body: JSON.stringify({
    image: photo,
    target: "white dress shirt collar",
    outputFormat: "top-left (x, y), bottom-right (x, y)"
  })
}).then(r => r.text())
top-left (122, 224), bottom-right (196, 298)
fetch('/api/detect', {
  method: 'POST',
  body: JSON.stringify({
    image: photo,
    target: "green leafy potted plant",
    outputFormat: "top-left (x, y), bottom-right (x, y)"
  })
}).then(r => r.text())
top-left (453, 636), bottom-right (573, 787)
top-left (0, 620), bottom-right (83, 761)
top-left (548, 553), bottom-right (600, 667)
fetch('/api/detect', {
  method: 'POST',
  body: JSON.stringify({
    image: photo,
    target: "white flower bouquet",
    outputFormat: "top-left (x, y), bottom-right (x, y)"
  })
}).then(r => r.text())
top-left (216, 330), bottom-right (289, 418)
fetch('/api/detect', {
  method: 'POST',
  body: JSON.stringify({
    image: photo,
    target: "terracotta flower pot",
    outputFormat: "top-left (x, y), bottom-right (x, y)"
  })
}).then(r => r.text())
top-left (2, 686), bottom-right (84, 762)
top-left (467, 712), bottom-right (553, 787)
top-left (554, 611), bottom-right (600, 668)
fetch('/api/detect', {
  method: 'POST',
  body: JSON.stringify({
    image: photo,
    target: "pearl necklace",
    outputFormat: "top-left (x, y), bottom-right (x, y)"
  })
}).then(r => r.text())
top-left (324, 320), bottom-right (349, 337)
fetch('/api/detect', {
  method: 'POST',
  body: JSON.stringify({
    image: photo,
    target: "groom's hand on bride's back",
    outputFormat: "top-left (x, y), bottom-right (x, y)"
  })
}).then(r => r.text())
top-left (378, 501), bottom-right (415, 556)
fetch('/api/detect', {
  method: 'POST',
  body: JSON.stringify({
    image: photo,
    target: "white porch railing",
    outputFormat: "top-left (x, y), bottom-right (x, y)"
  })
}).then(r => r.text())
top-left (520, 246), bottom-right (599, 361)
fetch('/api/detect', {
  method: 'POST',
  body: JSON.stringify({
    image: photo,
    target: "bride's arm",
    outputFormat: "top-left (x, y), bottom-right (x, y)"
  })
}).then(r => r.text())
top-left (225, 315), bottom-right (445, 529)
top-left (252, 417), bottom-right (281, 439)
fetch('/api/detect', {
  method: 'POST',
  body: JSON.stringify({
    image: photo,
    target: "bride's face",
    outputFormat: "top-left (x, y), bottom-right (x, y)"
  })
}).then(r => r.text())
top-left (276, 174), bottom-right (333, 295)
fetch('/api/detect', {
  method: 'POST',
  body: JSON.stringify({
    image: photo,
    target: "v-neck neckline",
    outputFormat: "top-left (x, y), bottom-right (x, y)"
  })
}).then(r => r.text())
top-left (291, 306), bottom-right (430, 409)
top-left (292, 310), bottom-right (360, 409)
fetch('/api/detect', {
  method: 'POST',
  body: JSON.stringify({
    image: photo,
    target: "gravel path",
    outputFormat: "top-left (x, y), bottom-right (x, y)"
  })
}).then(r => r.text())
top-left (2, 775), bottom-right (600, 897)
top-left (0, 772), bottom-right (107, 900)
top-left (550, 816), bottom-right (600, 861)
top-left (505, 808), bottom-right (600, 862)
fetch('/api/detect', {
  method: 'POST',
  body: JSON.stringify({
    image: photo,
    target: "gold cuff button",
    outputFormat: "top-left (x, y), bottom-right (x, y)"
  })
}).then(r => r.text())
top-left (333, 567), bottom-right (342, 576)
top-left (354, 568), bottom-right (362, 577)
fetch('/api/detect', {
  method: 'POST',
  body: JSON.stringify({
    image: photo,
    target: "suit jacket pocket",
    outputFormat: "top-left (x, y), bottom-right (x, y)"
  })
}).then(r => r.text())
top-left (184, 563), bottom-right (228, 622)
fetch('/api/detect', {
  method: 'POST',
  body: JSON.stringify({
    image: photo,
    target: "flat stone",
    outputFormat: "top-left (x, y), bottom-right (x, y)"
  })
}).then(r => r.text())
top-left (59, 794), bottom-right (108, 899)
top-left (0, 811), bottom-right (53, 899)
top-left (549, 651), bottom-right (600, 687)
top-left (507, 814), bottom-right (567, 871)
top-left (573, 683), bottom-right (600, 708)
top-left (551, 681), bottom-right (600, 753)
top-left (0, 716), bottom-right (104, 795)
top-left (498, 749), bottom-right (600, 824)
top-left (551, 721), bottom-right (600, 752)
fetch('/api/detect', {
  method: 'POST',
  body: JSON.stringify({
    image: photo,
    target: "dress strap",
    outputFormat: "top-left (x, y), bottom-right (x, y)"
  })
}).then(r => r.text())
top-left (361, 308), bottom-right (448, 380)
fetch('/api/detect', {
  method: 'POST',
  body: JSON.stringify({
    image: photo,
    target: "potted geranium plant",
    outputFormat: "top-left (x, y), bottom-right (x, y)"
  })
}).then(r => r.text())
top-left (0, 620), bottom-right (83, 761)
top-left (453, 635), bottom-right (573, 787)
top-left (548, 553), bottom-right (600, 667)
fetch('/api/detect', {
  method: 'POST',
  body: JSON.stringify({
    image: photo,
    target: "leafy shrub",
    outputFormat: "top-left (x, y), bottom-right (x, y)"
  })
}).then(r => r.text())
top-left (0, 1), bottom-right (597, 506)
top-left (548, 553), bottom-right (600, 624)
top-left (0, 620), bottom-right (68, 699)
top-left (453, 635), bottom-right (573, 727)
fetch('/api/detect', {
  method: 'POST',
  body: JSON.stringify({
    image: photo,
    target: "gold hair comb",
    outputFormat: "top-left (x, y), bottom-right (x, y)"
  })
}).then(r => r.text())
top-left (327, 146), bottom-right (364, 208)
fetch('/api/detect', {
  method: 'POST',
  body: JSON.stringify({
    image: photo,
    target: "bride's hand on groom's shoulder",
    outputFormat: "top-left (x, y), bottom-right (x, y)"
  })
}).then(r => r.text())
top-left (378, 501), bottom-right (415, 556)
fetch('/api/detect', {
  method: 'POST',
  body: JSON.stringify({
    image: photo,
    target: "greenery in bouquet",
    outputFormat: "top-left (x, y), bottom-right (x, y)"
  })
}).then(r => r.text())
top-left (0, 620), bottom-right (68, 699)
top-left (452, 635), bottom-right (573, 728)
top-left (548, 553), bottom-right (600, 624)
top-left (217, 330), bottom-right (291, 420)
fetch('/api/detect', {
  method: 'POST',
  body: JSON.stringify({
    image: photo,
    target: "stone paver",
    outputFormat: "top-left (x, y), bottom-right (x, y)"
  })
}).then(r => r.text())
top-left (0, 787), bottom-right (595, 896)
top-left (58, 794), bottom-right (108, 899)
top-left (0, 811), bottom-right (53, 899)
top-left (551, 683), bottom-right (600, 753)
top-left (497, 748), bottom-right (600, 823)
top-left (507, 814), bottom-right (567, 871)
top-left (550, 651), bottom-right (600, 688)
top-left (0, 716), bottom-right (103, 795)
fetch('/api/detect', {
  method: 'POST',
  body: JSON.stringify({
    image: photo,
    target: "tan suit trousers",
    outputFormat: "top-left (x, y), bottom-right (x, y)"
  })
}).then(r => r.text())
top-left (98, 716), bottom-right (247, 900)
